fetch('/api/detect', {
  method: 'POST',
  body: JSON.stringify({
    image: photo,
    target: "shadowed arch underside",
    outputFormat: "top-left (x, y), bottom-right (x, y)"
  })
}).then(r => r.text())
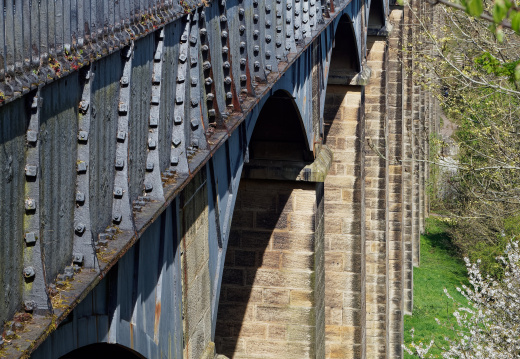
top-left (215, 91), bottom-right (327, 358)
top-left (59, 343), bottom-right (145, 359)
top-left (328, 15), bottom-right (362, 85)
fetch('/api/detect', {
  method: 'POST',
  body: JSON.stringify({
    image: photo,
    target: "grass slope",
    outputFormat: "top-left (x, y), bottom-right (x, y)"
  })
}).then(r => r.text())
top-left (404, 217), bottom-right (469, 358)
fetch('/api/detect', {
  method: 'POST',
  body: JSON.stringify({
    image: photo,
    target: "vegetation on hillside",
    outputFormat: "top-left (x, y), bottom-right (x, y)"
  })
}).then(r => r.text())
top-left (404, 218), bottom-right (468, 359)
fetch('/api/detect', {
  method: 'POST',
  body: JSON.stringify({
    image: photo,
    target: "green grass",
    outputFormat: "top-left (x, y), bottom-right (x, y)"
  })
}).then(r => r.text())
top-left (404, 217), bottom-right (469, 358)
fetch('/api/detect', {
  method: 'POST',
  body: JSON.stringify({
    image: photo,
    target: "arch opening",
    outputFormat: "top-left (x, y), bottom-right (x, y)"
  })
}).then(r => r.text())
top-left (328, 15), bottom-right (361, 85)
top-left (368, 0), bottom-right (387, 32)
top-left (215, 92), bottom-right (325, 358)
top-left (248, 90), bottom-right (312, 164)
top-left (58, 343), bottom-right (146, 359)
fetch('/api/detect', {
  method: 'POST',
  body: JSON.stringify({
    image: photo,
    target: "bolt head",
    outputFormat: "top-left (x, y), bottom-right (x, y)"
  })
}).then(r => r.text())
top-left (117, 131), bottom-right (126, 142)
top-left (114, 187), bottom-right (123, 198)
top-left (76, 192), bottom-right (85, 204)
top-left (77, 162), bottom-right (87, 173)
top-left (75, 223), bottom-right (86, 234)
top-left (25, 199), bottom-right (36, 211)
top-left (78, 130), bottom-right (89, 142)
top-left (113, 213), bottom-right (122, 224)
top-left (24, 232), bottom-right (37, 245)
top-left (73, 253), bottom-right (84, 264)
top-left (23, 266), bottom-right (35, 279)
top-left (25, 165), bottom-right (37, 178)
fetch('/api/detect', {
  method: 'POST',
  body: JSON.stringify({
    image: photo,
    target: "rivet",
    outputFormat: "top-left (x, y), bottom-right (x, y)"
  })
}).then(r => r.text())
top-left (221, 31), bottom-right (228, 39)
top-left (24, 232), bottom-right (37, 245)
top-left (239, 25), bottom-right (246, 34)
top-left (254, 61), bottom-right (260, 69)
top-left (266, 5), bottom-right (271, 12)
top-left (208, 109), bottom-right (216, 117)
top-left (203, 61), bottom-right (211, 70)
top-left (266, 35), bottom-right (272, 43)
top-left (253, 14), bottom-right (259, 22)
top-left (207, 93), bottom-right (215, 101)
top-left (240, 42), bottom-right (246, 49)
top-left (77, 162), bottom-right (87, 173)
top-left (223, 61), bottom-right (230, 69)
top-left (254, 45), bottom-right (260, 52)
top-left (266, 20), bottom-right (271, 28)
top-left (240, 58), bottom-right (247, 66)
top-left (253, 30), bottom-right (259, 38)
top-left (224, 76), bottom-right (232, 85)
top-left (222, 46), bottom-right (229, 54)
top-left (220, 15), bottom-right (227, 22)
top-left (266, 51), bottom-right (271, 58)
top-left (226, 92), bottom-right (233, 99)
top-left (240, 74), bottom-right (247, 81)
top-left (205, 77), bottom-right (213, 86)
top-left (75, 222), bottom-right (86, 235)
top-left (200, 28), bottom-right (207, 36)
top-left (239, 8), bottom-right (245, 16)
top-left (266, 64), bottom-right (272, 71)
top-left (202, 45), bottom-right (209, 52)
top-left (114, 186), bottom-right (123, 198)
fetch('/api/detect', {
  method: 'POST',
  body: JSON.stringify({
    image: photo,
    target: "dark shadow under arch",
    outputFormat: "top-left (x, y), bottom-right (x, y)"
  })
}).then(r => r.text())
top-left (59, 343), bottom-right (146, 359)
top-left (368, 0), bottom-right (386, 31)
top-left (215, 91), bottom-right (310, 357)
top-left (248, 90), bottom-right (312, 163)
top-left (328, 14), bottom-right (361, 85)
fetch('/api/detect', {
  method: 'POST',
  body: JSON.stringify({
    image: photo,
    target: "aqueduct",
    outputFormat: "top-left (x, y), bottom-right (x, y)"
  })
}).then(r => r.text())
top-left (0, 0), bottom-right (437, 357)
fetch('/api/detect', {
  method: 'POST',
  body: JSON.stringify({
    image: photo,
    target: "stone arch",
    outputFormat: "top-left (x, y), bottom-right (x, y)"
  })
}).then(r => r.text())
top-left (328, 14), bottom-right (361, 85)
top-left (58, 343), bottom-right (145, 359)
top-left (215, 90), bottom-right (327, 358)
